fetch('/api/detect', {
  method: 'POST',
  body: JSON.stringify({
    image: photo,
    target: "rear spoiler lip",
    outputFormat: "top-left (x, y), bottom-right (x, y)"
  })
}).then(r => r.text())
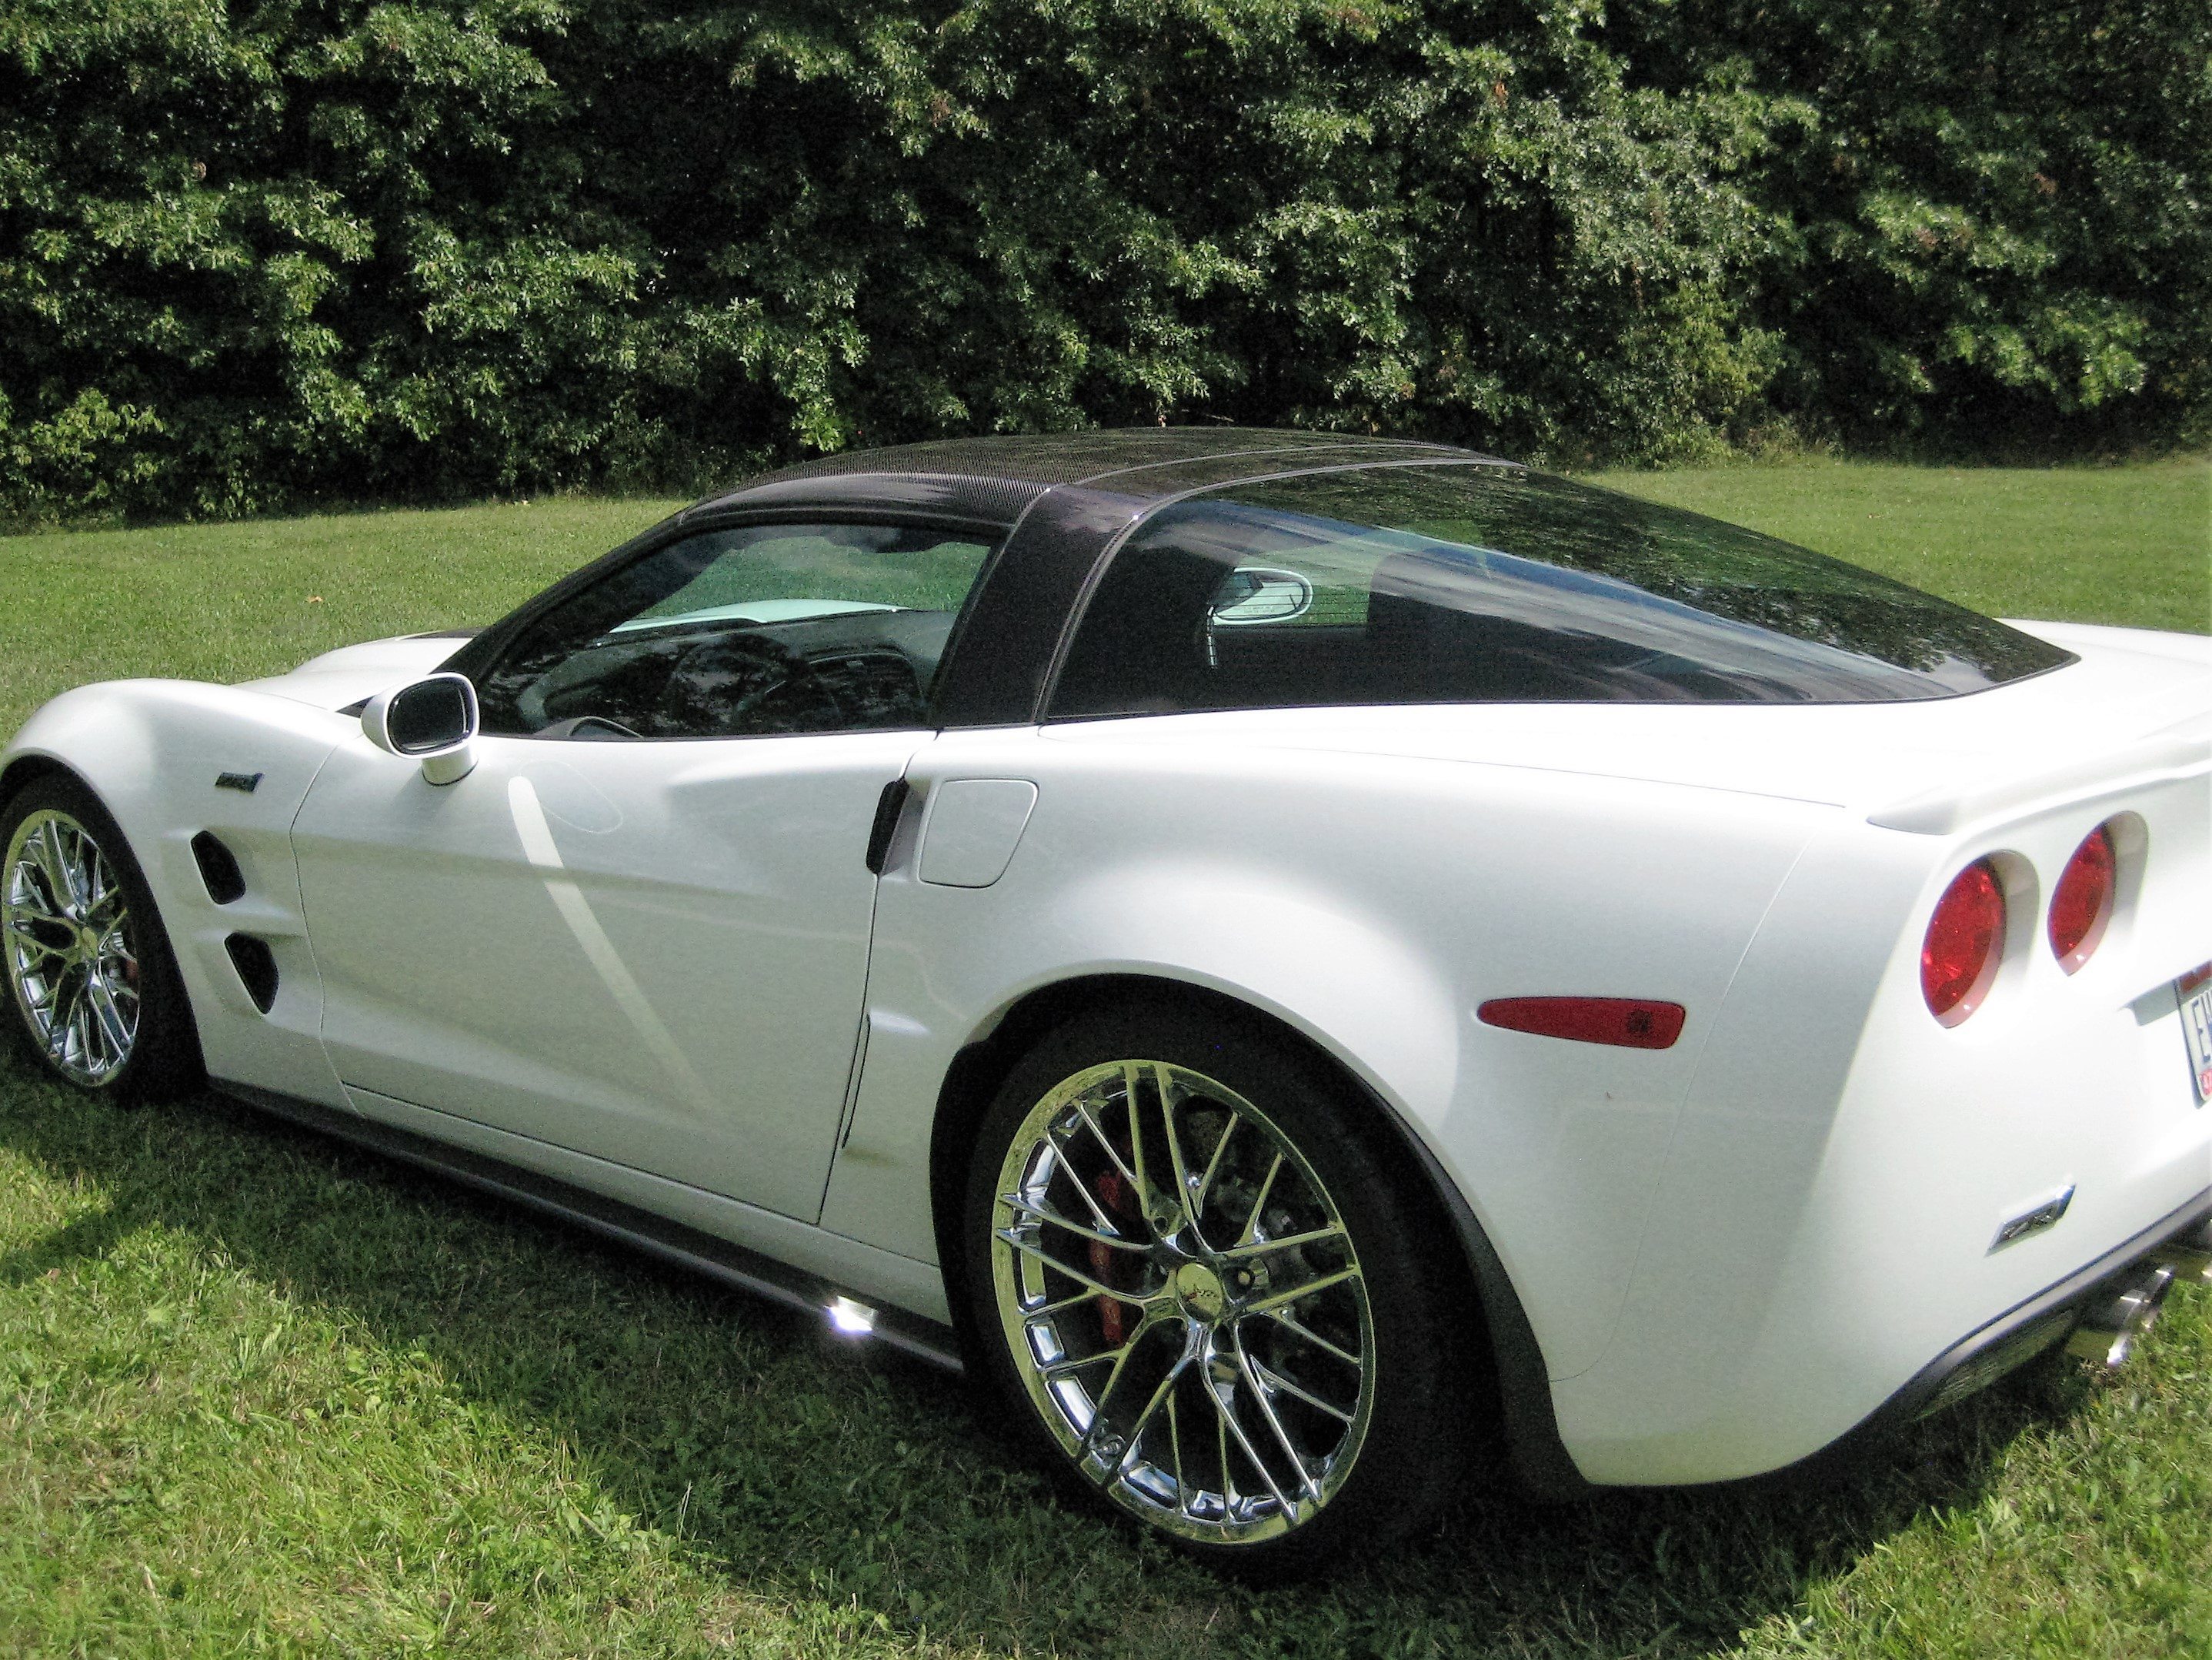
top-left (1870, 713), bottom-right (2210, 836)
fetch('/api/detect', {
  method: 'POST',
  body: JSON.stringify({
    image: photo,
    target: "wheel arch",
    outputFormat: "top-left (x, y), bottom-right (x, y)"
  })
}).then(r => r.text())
top-left (5, 681), bottom-right (355, 1107)
top-left (0, 753), bottom-right (210, 1094)
top-left (925, 969), bottom-right (1593, 1498)
top-left (1, 749), bottom-right (189, 959)
top-left (0, 751), bottom-right (74, 808)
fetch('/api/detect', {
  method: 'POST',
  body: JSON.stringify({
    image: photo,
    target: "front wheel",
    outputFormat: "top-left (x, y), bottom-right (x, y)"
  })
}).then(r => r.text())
top-left (963, 1001), bottom-right (1471, 1571)
top-left (2, 774), bottom-right (201, 1102)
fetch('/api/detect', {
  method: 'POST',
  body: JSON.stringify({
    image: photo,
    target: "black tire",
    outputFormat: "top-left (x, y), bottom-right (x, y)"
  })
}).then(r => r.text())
top-left (0, 773), bottom-right (202, 1104)
top-left (961, 996), bottom-right (1473, 1575)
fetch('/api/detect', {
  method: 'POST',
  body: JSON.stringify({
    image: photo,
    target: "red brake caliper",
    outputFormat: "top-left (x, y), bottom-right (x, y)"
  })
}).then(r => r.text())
top-left (1091, 1169), bottom-right (1129, 1344)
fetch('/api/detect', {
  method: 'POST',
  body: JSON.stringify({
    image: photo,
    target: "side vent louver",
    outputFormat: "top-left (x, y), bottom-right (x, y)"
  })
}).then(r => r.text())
top-left (223, 934), bottom-right (279, 1012)
top-left (190, 832), bottom-right (246, 904)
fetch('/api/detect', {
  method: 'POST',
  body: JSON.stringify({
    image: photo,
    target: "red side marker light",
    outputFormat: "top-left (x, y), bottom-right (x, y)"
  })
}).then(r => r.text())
top-left (2047, 823), bottom-right (2117, 974)
top-left (1922, 858), bottom-right (2006, 1025)
top-left (1478, 997), bottom-right (1686, 1050)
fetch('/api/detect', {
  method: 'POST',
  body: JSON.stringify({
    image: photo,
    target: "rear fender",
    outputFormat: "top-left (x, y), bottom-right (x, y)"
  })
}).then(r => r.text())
top-left (822, 729), bottom-right (1827, 1398)
top-left (823, 856), bottom-right (1463, 1268)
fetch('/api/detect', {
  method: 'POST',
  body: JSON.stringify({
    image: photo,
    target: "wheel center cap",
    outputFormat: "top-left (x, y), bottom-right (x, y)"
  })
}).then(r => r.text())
top-left (1173, 1261), bottom-right (1226, 1323)
top-left (74, 924), bottom-right (99, 957)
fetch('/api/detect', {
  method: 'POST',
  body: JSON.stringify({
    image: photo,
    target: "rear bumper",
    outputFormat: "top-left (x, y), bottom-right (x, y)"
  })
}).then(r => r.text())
top-left (1540, 750), bottom-right (2208, 1486)
top-left (1867, 1189), bottom-right (2210, 1428)
top-left (1515, 1191), bottom-right (2212, 1499)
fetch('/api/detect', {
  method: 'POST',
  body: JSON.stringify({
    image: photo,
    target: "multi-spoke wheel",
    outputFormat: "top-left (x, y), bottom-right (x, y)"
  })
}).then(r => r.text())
top-left (2, 777), bottom-right (199, 1101)
top-left (964, 1001), bottom-right (1469, 1568)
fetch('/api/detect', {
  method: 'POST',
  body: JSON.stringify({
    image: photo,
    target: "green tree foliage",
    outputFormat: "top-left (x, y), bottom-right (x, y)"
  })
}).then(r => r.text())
top-left (0, 1), bottom-right (2203, 520)
top-left (1618, 0), bottom-right (2212, 451)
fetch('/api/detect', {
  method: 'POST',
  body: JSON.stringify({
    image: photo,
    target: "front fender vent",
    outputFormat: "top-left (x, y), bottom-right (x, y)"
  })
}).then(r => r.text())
top-left (223, 934), bottom-right (279, 1013)
top-left (190, 832), bottom-right (246, 904)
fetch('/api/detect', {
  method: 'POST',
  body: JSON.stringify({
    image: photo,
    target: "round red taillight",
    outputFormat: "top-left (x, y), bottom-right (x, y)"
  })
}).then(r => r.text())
top-left (1923, 859), bottom-right (2007, 1025)
top-left (2048, 823), bottom-right (2117, 973)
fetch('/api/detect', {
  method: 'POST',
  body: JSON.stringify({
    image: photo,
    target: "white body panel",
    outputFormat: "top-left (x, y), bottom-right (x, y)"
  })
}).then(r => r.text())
top-left (824, 724), bottom-right (1830, 1384)
top-left (4, 680), bottom-right (358, 1111)
top-left (1555, 763), bottom-right (2210, 1480)
top-left (916, 779), bottom-right (1040, 887)
top-left (6, 619), bottom-right (2208, 1486)
top-left (292, 727), bottom-right (919, 1221)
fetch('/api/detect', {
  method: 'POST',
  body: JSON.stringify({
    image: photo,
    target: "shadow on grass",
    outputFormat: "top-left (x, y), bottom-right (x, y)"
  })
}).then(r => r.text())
top-left (0, 1061), bottom-right (2096, 1658)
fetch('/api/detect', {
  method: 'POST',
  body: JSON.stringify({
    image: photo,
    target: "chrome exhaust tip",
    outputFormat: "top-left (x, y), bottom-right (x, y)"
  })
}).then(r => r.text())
top-left (2064, 1261), bottom-right (2178, 1368)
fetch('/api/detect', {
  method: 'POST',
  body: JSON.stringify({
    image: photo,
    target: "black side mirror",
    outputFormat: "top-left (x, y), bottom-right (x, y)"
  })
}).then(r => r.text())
top-left (362, 673), bottom-right (479, 784)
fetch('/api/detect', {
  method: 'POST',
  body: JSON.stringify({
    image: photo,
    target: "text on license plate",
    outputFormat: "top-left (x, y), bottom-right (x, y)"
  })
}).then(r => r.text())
top-left (2182, 963), bottom-right (2212, 1105)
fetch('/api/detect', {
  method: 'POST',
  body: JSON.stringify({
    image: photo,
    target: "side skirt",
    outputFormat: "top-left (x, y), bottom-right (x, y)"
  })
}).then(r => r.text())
top-left (210, 1079), bottom-right (966, 1372)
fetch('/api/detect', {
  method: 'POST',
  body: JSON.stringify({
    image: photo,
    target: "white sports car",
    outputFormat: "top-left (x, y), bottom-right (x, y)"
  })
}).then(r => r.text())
top-left (5, 429), bottom-right (2208, 1570)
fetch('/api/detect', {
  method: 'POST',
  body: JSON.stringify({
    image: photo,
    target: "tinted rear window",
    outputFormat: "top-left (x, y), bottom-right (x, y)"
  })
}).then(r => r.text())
top-left (1047, 465), bottom-right (2071, 716)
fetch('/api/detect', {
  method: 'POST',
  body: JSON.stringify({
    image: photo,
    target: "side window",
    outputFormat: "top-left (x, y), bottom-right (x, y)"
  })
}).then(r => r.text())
top-left (1047, 466), bottom-right (2060, 717)
top-left (478, 523), bottom-right (997, 738)
top-left (1048, 510), bottom-right (1404, 718)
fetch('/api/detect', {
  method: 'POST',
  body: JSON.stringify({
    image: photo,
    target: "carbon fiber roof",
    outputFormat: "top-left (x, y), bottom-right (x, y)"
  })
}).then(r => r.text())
top-left (691, 427), bottom-right (1503, 524)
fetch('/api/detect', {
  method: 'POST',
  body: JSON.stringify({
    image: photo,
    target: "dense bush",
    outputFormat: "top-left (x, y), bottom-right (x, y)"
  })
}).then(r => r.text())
top-left (1626, 2), bottom-right (2212, 453)
top-left (1, 0), bottom-right (2204, 520)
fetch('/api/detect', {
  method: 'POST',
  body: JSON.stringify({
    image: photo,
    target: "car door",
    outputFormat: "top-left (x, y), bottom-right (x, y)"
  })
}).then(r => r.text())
top-left (291, 516), bottom-right (999, 1222)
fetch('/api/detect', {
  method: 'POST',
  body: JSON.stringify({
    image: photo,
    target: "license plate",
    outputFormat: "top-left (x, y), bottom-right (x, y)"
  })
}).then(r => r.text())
top-left (2182, 963), bottom-right (2212, 1105)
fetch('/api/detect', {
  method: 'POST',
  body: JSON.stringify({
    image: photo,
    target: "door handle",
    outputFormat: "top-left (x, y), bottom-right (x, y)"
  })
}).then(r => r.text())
top-left (865, 779), bottom-right (911, 874)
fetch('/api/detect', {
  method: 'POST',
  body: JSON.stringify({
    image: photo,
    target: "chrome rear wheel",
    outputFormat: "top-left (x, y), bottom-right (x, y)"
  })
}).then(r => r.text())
top-left (4, 807), bottom-right (142, 1087)
top-left (989, 1057), bottom-right (1379, 1546)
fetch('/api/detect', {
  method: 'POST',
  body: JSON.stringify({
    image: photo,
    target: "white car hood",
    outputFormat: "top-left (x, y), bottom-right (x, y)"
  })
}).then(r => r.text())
top-left (241, 633), bottom-right (472, 711)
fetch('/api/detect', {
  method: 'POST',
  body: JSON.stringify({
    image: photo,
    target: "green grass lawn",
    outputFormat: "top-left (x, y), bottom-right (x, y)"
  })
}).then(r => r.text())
top-left (1, 460), bottom-right (2208, 1657)
top-left (0, 497), bottom-right (688, 743)
top-left (1587, 456), bottom-right (2210, 636)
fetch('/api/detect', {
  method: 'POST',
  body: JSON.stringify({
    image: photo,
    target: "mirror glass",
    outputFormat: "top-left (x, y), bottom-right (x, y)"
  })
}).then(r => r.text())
top-left (1209, 566), bottom-right (1315, 626)
top-left (386, 678), bottom-right (473, 753)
